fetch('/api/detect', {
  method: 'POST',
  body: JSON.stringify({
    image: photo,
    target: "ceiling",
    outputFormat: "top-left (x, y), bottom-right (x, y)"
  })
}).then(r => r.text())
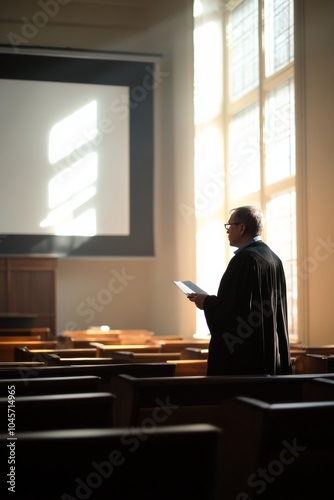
top-left (0, 0), bottom-right (188, 31)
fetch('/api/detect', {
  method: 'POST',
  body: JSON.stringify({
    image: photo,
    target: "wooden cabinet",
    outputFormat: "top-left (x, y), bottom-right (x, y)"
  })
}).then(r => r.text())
top-left (0, 257), bottom-right (57, 336)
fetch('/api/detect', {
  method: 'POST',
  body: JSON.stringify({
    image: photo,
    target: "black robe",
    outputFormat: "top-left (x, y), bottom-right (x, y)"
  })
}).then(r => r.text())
top-left (203, 240), bottom-right (292, 376)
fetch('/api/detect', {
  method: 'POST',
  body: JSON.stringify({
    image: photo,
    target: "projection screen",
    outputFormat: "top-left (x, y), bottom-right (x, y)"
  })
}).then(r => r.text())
top-left (0, 47), bottom-right (156, 257)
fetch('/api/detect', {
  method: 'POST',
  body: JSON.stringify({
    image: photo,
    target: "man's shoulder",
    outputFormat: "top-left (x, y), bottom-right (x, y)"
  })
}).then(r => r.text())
top-left (241, 241), bottom-right (282, 263)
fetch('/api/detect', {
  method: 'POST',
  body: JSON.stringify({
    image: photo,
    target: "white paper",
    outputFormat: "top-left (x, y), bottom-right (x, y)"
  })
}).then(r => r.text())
top-left (173, 280), bottom-right (208, 295)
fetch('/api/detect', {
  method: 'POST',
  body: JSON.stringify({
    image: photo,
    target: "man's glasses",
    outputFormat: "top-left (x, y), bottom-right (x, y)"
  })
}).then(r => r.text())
top-left (224, 222), bottom-right (242, 230)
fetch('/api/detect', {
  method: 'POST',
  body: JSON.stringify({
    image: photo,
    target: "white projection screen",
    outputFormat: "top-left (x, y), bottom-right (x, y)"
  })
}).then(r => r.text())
top-left (0, 48), bottom-right (155, 257)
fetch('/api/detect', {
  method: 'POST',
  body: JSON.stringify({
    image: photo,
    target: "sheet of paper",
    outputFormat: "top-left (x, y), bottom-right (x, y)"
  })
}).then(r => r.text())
top-left (173, 280), bottom-right (208, 295)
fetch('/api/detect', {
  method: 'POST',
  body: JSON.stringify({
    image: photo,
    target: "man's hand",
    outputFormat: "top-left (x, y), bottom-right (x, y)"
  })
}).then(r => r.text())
top-left (187, 293), bottom-right (207, 310)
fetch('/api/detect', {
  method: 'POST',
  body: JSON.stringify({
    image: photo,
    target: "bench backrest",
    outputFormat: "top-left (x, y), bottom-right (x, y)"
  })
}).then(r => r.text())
top-left (0, 335), bottom-right (42, 342)
top-left (218, 396), bottom-right (334, 499)
top-left (108, 351), bottom-right (181, 363)
top-left (58, 329), bottom-right (154, 348)
top-left (0, 375), bottom-right (101, 396)
top-left (0, 327), bottom-right (51, 340)
top-left (0, 341), bottom-right (58, 361)
top-left (0, 363), bottom-right (176, 390)
top-left (305, 344), bottom-right (334, 355)
top-left (301, 376), bottom-right (334, 401)
top-left (157, 339), bottom-right (210, 353)
top-left (93, 343), bottom-right (162, 357)
top-left (0, 392), bottom-right (115, 432)
top-left (166, 359), bottom-right (208, 375)
top-left (0, 424), bottom-right (222, 500)
top-left (109, 373), bottom-right (334, 427)
top-left (14, 346), bottom-right (98, 362)
top-left (182, 347), bottom-right (208, 359)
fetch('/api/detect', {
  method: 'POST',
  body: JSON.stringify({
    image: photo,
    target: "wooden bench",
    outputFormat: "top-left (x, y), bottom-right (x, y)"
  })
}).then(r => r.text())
top-left (0, 424), bottom-right (222, 500)
top-left (300, 353), bottom-right (334, 374)
top-left (57, 336), bottom-right (121, 348)
top-left (302, 353), bottom-right (329, 373)
top-left (0, 340), bottom-right (58, 361)
top-left (0, 392), bottom-right (115, 432)
top-left (182, 347), bottom-right (208, 359)
top-left (107, 351), bottom-right (181, 363)
top-left (218, 396), bottom-right (334, 499)
top-left (301, 376), bottom-right (334, 401)
top-left (289, 348), bottom-right (306, 374)
top-left (40, 355), bottom-right (118, 366)
top-left (0, 361), bottom-right (46, 369)
top-left (14, 346), bottom-right (98, 362)
top-left (0, 363), bottom-right (176, 391)
top-left (305, 344), bottom-right (334, 355)
top-left (146, 335), bottom-right (184, 342)
top-left (0, 327), bottom-right (51, 340)
top-left (0, 375), bottom-right (101, 396)
top-left (57, 329), bottom-right (154, 348)
top-left (166, 359), bottom-right (208, 375)
top-left (0, 335), bottom-right (42, 342)
top-left (327, 355), bottom-right (334, 372)
top-left (109, 373), bottom-right (334, 427)
top-left (93, 343), bottom-right (162, 357)
top-left (157, 339), bottom-right (210, 354)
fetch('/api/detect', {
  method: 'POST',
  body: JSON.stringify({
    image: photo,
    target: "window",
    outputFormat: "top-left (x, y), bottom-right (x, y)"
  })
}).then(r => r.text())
top-left (194, 0), bottom-right (297, 339)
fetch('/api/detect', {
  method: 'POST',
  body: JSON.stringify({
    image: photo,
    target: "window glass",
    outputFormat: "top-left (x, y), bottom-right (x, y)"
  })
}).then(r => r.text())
top-left (265, 78), bottom-right (296, 183)
top-left (266, 191), bottom-right (297, 337)
top-left (229, 0), bottom-right (259, 100)
top-left (229, 103), bottom-right (261, 199)
top-left (265, 0), bottom-right (294, 77)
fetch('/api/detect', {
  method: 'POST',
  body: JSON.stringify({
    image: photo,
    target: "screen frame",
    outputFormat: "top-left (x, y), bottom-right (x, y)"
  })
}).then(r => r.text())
top-left (0, 46), bottom-right (157, 257)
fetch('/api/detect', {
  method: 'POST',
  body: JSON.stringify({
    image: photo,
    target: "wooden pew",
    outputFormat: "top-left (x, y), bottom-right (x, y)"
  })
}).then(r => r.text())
top-left (166, 359), bottom-right (208, 375)
top-left (0, 327), bottom-right (51, 340)
top-left (327, 355), bottom-right (334, 372)
top-left (40, 355), bottom-right (118, 366)
top-left (302, 353), bottom-right (329, 373)
top-left (289, 348), bottom-right (306, 374)
top-left (305, 344), bottom-right (334, 355)
top-left (0, 340), bottom-right (57, 361)
top-left (107, 351), bottom-right (181, 363)
top-left (57, 329), bottom-right (154, 348)
top-left (0, 375), bottom-right (101, 396)
top-left (0, 335), bottom-right (42, 342)
top-left (57, 335), bottom-right (121, 348)
top-left (14, 346), bottom-right (98, 362)
top-left (157, 339), bottom-right (210, 353)
top-left (146, 335), bottom-right (184, 342)
top-left (0, 392), bottom-right (115, 432)
top-left (0, 363), bottom-right (176, 390)
top-left (110, 329), bottom-right (154, 344)
top-left (298, 353), bottom-right (334, 374)
top-left (182, 347), bottom-right (208, 359)
top-left (0, 424), bottom-right (222, 500)
top-left (301, 376), bottom-right (334, 401)
top-left (93, 343), bottom-right (162, 357)
top-left (217, 396), bottom-right (334, 499)
top-left (0, 361), bottom-right (46, 369)
top-left (109, 373), bottom-right (334, 427)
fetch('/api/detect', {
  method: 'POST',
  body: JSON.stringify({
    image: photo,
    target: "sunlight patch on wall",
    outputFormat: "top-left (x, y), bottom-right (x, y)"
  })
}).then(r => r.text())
top-left (48, 101), bottom-right (97, 165)
top-left (44, 101), bottom-right (99, 236)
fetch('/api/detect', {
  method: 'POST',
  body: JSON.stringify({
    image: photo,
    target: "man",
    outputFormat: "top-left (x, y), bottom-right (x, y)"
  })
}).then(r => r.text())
top-left (188, 205), bottom-right (292, 376)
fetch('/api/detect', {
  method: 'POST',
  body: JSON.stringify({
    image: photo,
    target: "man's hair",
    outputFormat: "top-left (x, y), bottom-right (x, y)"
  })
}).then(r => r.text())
top-left (231, 205), bottom-right (264, 237)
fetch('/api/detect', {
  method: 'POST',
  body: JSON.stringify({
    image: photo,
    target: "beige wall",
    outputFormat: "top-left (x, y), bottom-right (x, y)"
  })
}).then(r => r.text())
top-left (296, 0), bottom-right (334, 345)
top-left (0, 0), bottom-right (196, 336)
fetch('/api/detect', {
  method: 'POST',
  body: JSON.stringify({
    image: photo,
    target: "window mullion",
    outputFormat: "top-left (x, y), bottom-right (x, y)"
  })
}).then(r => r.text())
top-left (259, 0), bottom-right (266, 215)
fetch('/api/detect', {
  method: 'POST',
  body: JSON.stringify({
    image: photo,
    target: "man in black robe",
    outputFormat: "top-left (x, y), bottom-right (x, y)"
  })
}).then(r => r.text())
top-left (188, 205), bottom-right (292, 376)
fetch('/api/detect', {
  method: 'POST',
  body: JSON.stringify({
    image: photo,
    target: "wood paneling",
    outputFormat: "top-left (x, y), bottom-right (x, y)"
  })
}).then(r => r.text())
top-left (0, 258), bottom-right (57, 336)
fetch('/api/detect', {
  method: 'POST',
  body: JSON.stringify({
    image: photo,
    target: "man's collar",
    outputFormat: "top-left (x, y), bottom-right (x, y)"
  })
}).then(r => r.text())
top-left (234, 236), bottom-right (262, 254)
